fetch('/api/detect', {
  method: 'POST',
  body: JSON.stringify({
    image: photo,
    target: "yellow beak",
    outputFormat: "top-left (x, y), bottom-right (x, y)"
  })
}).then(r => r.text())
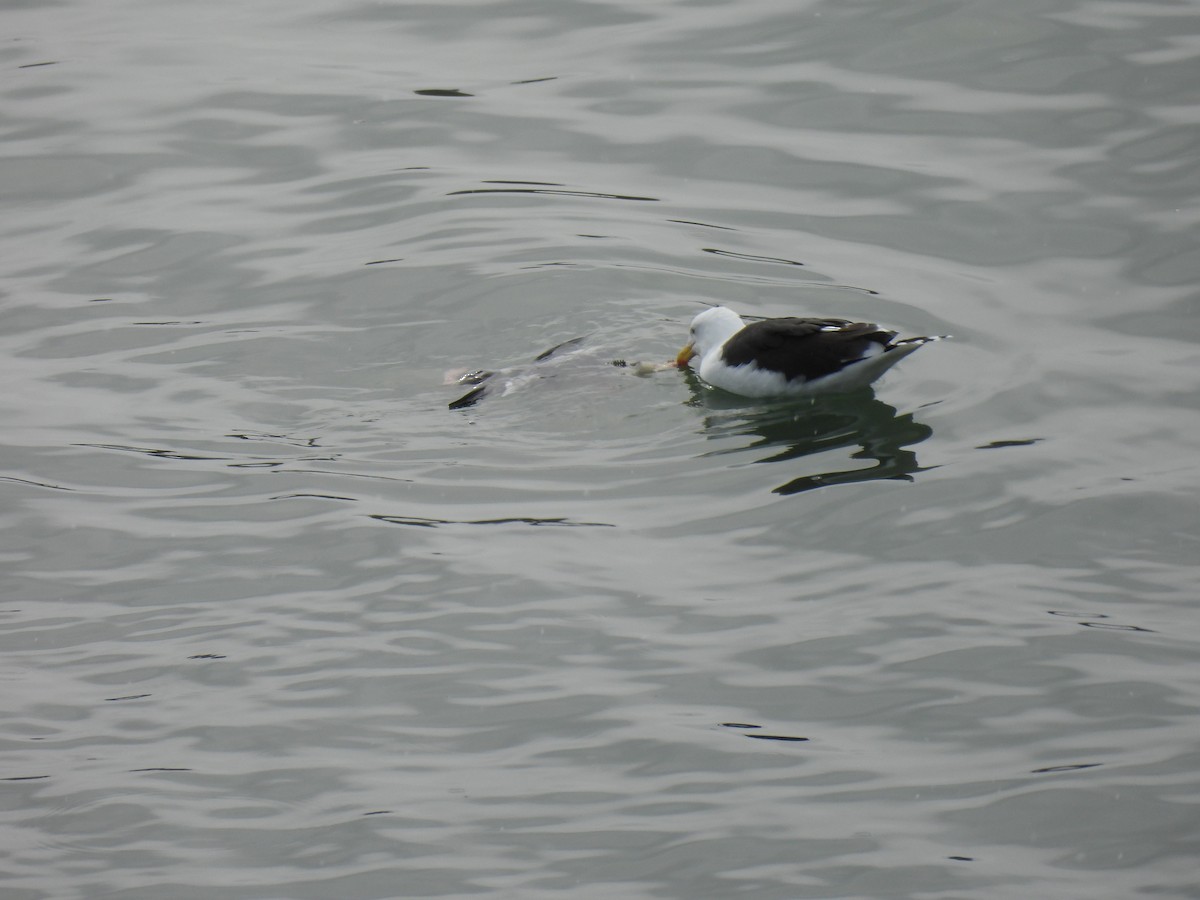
top-left (675, 341), bottom-right (697, 368)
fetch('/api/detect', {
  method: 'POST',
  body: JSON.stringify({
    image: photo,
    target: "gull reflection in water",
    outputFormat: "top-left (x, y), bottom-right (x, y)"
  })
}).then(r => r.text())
top-left (687, 382), bottom-right (937, 495)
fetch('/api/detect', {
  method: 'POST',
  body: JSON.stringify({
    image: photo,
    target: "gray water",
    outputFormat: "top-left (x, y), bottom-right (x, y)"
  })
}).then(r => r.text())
top-left (3, 0), bottom-right (1199, 897)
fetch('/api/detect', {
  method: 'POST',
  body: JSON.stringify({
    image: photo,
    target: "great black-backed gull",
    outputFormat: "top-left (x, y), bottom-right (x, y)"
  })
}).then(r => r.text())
top-left (676, 306), bottom-right (945, 397)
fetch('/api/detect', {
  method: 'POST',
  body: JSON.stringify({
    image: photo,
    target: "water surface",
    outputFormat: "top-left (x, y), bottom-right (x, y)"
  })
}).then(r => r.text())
top-left (2, 0), bottom-right (1199, 897)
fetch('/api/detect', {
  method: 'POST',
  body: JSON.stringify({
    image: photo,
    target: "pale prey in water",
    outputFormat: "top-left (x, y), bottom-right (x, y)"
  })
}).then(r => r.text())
top-left (448, 336), bottom-right (670, 409)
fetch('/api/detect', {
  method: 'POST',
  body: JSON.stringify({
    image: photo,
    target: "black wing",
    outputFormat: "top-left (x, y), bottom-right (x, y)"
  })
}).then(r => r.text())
top-left (533, 336), bottom-right (586, 362)
top-left (720, 317), bottom-right (897, 382)
top-left (449, 377), bottom-right (494, 409)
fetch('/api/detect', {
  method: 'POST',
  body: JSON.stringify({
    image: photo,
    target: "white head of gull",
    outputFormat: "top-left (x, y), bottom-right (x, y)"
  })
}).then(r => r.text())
top-left (676, 306), bottom-right (945, 397)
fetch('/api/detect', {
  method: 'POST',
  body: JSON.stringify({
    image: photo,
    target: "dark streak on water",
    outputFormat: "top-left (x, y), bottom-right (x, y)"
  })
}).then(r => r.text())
top-left (369, 514), bottom-right (616, 528)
